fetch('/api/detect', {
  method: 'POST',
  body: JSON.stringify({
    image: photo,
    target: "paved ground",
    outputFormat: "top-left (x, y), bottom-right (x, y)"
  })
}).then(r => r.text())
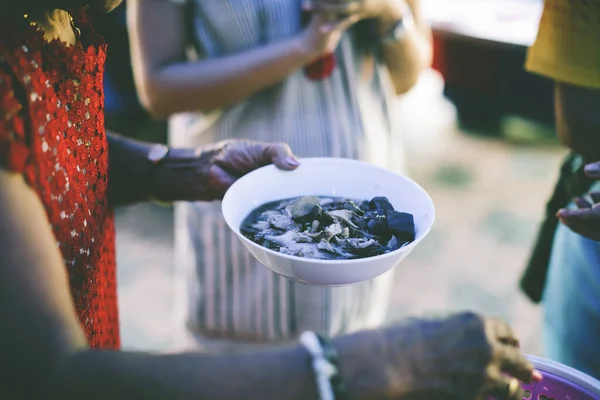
top-left (115, 71), bottom-right (565, 355)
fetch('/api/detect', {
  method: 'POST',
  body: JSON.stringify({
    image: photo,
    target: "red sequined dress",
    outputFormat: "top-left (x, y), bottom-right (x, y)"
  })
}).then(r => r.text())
top-left (0, 11), bottom-right (120, 349)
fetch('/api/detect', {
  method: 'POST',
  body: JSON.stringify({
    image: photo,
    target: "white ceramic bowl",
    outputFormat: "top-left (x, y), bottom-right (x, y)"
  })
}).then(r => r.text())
top-left (221, 158), bottom-right (435, 286)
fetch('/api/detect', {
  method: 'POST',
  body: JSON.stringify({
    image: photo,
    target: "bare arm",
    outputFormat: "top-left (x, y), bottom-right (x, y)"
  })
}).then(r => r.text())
top-left (378, 0), bottom-right (432, 94)
top-left (0, 169), bottom-right (383, 400)
top-left (129, 0), bottom-right (318, 119)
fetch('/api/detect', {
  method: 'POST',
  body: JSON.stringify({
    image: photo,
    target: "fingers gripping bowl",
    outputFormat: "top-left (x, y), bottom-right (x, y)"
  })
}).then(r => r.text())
top-left (221, 158), bottom-right (435, 286)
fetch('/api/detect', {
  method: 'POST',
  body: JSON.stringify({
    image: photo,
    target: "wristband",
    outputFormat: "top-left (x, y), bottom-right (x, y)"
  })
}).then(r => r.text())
top-left (317, 333), bottom-right (348, 400)
top-left (299, 331), bottom-right (347, 400)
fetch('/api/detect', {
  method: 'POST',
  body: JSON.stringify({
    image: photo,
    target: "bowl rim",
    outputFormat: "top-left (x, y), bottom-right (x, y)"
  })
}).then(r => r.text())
top-left (221, 157), bottom-right (436, 266)
top-left (525, 354), bottom-right (600, 394)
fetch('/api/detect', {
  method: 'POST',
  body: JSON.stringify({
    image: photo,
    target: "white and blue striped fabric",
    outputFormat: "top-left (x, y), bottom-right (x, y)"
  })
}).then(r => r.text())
top-left (164, 0), bottom-right (408, 343)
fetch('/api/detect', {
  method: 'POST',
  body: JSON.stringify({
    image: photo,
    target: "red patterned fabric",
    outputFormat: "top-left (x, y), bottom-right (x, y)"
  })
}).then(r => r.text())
top-left (304, 52), bottom-right (337, 81)
top-left (0, 11), bottom-right (120, 349)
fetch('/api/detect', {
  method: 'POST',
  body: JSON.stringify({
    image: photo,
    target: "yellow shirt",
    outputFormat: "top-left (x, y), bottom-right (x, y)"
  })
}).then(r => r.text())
top-left (526, 0), bottom-right (600, 89)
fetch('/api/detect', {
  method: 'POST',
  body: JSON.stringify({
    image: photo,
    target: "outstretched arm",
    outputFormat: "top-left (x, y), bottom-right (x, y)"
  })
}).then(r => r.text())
top-left (0, 167), bottom-right (540, 400)
top-left (0, 168), bottom-right (380, 400)
top-left (106, 132), bottom-right (300, 206)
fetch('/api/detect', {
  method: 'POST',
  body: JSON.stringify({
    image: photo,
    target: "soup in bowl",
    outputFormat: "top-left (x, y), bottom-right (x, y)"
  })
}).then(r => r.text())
top-left (221, 158), bottom-right (435, 286)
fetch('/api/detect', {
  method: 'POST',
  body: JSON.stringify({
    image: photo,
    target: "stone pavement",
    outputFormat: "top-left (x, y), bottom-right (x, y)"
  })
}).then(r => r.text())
top-left (115, 71), bottom-right (565, 355)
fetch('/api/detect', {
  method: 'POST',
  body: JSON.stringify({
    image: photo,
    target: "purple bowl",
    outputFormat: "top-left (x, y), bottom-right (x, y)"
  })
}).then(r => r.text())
top-left (520, 355), bottom-right (600, 400)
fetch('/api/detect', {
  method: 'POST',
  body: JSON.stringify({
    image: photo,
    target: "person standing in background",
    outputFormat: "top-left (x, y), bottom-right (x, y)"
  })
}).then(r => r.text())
top-left (96, 1), bottom-right (167, 144)
top-left (522, 0), bottom-right (600, 379)
top-left (129, 0), bottom-right (432, 350)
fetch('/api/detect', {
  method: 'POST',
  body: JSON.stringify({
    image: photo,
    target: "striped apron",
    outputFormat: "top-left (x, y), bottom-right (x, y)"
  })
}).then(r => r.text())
top-left (164, 0), bottom-right (408, 345)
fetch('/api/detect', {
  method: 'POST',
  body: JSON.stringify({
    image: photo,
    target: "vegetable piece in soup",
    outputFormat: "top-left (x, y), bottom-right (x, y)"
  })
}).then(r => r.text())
top-left (240, 196), bottom-right (415, 260)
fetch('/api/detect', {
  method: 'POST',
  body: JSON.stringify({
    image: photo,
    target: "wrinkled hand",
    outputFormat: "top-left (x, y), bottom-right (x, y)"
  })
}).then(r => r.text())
top-left (343, 312), bottom-right (541, 400)
top-left (151, 140), bottom-right (299, 202)
top-left (557, 161), bottom-right (600, 241)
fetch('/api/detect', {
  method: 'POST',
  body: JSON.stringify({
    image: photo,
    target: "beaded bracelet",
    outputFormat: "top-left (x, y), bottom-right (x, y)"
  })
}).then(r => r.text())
top-left (299, 331), bottom-right (348, 400)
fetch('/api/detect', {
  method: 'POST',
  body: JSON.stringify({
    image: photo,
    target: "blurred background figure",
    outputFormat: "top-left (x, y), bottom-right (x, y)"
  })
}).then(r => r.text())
top-left (128, 0), bottom-right (432, 351)
top-left (521, 0), bottom-right (600, 379)
top-left (95, 2), bottom-right (167, 144)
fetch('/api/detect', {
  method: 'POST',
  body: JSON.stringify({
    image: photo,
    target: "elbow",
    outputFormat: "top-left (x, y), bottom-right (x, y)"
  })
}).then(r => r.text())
top-left (141, 98), bottom-right (169, 120)
top-left (135, 71), bottom-right (179, 119)
top-left (138, 85), bottom-right (172, 120)
top-left (392, 53), bottom-right (432, 95)
top-left (392, 66), bottom-right (427, 95)
top-left (145, 103), bottom-right (172, 121)
top-left (137, 78), bottom-right (215, 118)
top-left (393, 72), bottom-right (421, 95)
